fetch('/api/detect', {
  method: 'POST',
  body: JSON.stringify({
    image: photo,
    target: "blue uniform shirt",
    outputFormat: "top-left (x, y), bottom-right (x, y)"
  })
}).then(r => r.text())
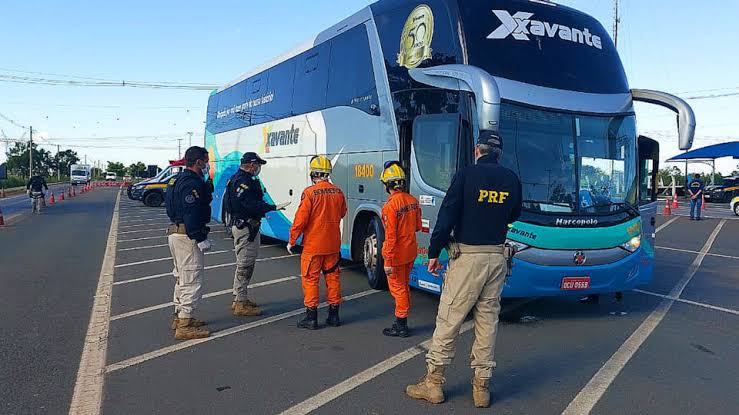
top-left (688, 178), bottom-right (704, 196)
top-left (428, 155), bottom-right (523, 259)
top-left (226, 169), bottom-right (276, 221)
top-left (165, 169), bottom-right (212, 242)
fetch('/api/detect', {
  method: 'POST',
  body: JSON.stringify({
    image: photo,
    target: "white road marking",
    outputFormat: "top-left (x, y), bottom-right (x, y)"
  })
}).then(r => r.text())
top-left (105, 289), bottom-right (381, 373)
top-left (118, 243), bottom-right (169, 252)
top-left (657, 245), bottom-right (739, 261)
top-left (118, 222), bottom-right (169, 230)
top-left (118, 218), bottom-right (167, 224)
top-left (68, 191), bottom-right (121, 415)
top-left (110, 276), bottom-right (299, 321)
top-left (633, 289), bottom-right (739, 316)
top-left (114, 250), bottom-right (233, 268)
top-left (278, 298), bottom-right (537, 415)
top-left (118, 213), bottom-right (169, 220)
top-left (117, 228), bottom-right (165, 235)
top-left (117, 229), bottom-right (226, 243)
top-left (562, 219), bottom-right (727, 415)
top-left (112, 254), bottom-right (300, 285)
top-left (655, 216), bottom-right (680, 233)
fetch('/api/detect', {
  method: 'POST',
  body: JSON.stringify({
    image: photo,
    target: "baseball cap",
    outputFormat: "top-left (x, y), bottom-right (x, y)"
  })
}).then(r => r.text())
top-left (241, 152), bottom-right (267, 165)
top-left (477, 131), bottom-right (503, 149)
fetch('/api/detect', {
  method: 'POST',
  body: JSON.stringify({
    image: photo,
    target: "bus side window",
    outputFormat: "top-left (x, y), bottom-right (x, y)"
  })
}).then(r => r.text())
top-left (293, 43), bottom-right (330, 115)
top-left (326, 25), bottom-right (378, 115)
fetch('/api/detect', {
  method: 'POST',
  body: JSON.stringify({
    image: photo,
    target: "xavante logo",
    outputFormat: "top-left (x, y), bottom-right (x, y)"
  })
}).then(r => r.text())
top-left (262, 124), bottom-right (300, 153)
top-left (487, 10), bottom-right (603, 50)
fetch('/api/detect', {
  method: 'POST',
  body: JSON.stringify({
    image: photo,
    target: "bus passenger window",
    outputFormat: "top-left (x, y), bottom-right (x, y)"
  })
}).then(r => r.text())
top-left (413, 114), bottom-right (461, 192)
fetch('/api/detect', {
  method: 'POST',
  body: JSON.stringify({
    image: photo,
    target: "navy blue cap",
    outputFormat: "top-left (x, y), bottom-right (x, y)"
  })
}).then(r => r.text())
top-left (241, 152), bottom-right (267, 165)
top-left (477, 131), bottom-right (503, 149)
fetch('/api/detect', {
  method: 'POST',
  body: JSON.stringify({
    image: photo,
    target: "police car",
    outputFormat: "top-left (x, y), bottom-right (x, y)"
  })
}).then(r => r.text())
top-left (731, 196), bottom-right (739, 216)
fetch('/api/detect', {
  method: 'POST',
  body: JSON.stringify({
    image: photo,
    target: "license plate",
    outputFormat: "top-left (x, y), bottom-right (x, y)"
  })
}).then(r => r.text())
top-left (561, 277), bottom-right (591, 290)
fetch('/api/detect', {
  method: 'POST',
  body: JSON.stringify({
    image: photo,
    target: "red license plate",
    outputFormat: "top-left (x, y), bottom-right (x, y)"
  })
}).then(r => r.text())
top-left (561, 277), bottom-right (591, 290)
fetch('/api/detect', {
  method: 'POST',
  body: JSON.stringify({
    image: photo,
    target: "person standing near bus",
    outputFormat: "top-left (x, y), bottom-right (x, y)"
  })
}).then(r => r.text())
top-left (688, 173), bottom-right (704, 221)
top-left (380, 162), bottom-right (421, 338)
top-left (224, 152), bottom-right (290, 317)
top-left (288, 155), bottom-right (347, 330)
top-left (405, 133), bottom-right (522, 408)
top-left (165, 146), bottom-right (213, 340)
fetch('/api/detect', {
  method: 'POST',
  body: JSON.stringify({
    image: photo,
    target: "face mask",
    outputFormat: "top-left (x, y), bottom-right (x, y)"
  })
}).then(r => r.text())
top-left (200, 161), bottom-right (210, 179)
top-left (254, 165), bottom-right (262, 176)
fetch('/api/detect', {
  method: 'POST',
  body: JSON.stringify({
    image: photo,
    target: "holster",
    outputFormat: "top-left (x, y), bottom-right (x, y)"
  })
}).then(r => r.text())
top-left (503, 243), bottom-right (517, 277)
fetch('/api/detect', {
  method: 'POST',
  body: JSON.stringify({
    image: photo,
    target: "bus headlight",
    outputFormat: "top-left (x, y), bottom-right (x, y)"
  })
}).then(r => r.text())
top-left (621, 236), bottom-right (641, 253)
top-left (505, 239), bottom-right (530, 252)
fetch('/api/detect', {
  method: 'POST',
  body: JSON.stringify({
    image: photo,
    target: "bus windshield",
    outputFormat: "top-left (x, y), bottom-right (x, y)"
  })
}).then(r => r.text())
top-left (500, 103), bottom-right (637, 215)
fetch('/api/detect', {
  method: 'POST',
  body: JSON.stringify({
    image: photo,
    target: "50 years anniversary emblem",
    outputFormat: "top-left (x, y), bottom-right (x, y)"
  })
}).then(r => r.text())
top-left (397, 4), bottom-right (434, 69)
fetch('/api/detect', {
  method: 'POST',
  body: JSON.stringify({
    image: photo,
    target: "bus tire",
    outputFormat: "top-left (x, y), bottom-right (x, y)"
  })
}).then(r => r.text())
top-left (363, 216), bottom-right (388, 291)
top-left (143, 191), bottom-right (164, 207)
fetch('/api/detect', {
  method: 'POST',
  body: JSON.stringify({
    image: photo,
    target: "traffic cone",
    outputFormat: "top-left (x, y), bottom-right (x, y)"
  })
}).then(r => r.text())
top-left (663, 198), bottom-right (672, 216)
top-left (60, 191), bottom-right (65, 201)
top-left (72, 187), bottom-right (76, 197)
top-left (49, 192), bottom-right (55, 205)
top-left (0, 206), bottom-right (5, 226)
top-left (672, 194), bottom-right (679, 209)
top-left (702, 194), bottom-right (706, 211)
top-left (68, 188), bottom-right (73, 198)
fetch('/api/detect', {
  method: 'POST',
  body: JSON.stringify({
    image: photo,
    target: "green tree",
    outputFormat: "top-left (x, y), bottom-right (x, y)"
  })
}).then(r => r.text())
top-left (658, 166), bottom-right (685, 188)
top-left (107, 162), bottom-right (126, 176)
top-left (5, 141), bottom-right (53, 178)
top-left (56, 150), bottom-right (80, 177)
top-left (127, 162), bottom-right (147, 178)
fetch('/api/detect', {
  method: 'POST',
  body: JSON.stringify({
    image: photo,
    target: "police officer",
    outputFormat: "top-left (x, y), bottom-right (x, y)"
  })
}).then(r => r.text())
top-left (225, 152), bottom-right (290, 317)
top-left (165, 146), bottom-right (213, 340)
top-left (688, 173), bottom-right (704, 221)
top-left (406, 132), bottom-right (522, 408)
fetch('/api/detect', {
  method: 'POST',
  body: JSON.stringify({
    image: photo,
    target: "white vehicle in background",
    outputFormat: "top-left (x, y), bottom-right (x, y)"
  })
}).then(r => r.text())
top-left (105, 172), bottom-right (118, 182)
top-left (70, 164), bottom-right (91, 185)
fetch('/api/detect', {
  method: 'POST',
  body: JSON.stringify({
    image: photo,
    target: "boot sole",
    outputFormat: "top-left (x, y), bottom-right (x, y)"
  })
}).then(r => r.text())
top-left (174, 333), bottom-right (210, 340)
top-left (406, 388), bottom-right (444, 404)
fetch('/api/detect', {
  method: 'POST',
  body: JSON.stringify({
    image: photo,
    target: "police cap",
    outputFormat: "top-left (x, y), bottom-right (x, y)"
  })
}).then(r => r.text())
top-left (477, 131), bottom-right (503, 150)
top-left (241, 152), bottom-right (267, 165)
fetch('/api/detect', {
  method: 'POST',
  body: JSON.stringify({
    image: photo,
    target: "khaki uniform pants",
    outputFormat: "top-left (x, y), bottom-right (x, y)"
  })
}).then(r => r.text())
top-left (426, 244), bottom-right (507, 380)
top-left (232, 225), bottom-right (260, 302)
top-left (168, 234), bottom-right (205, 319)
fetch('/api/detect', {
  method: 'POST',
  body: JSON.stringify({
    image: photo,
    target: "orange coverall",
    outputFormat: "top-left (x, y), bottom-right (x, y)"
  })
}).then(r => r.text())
top-left (381, 191), bottom-right (422, 318)
top-left (289, 180), bottom-right (347, 308)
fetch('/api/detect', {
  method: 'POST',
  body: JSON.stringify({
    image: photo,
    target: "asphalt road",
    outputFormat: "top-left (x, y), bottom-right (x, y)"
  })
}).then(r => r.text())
top-left (0, 184), bottom-right (74, 222)
top-left (2, 191), bottom-right (737, 414)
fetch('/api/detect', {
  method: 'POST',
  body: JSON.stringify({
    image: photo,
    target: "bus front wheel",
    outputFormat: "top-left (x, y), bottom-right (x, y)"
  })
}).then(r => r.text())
top-left (363, 216), bottom-right (388, 291)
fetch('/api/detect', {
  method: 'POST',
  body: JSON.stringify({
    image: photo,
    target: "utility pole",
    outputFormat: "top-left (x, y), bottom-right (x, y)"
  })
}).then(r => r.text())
top-left (57, 144), bottom-right (61, 181)
top-left (177, 138), bottom-right (183, 159)
top-left (28, 126), bottom-right (33, 178)
top-left (187, 131), bottom-right (193, 148)
top-left (613, 0), bottom-right (620, 48)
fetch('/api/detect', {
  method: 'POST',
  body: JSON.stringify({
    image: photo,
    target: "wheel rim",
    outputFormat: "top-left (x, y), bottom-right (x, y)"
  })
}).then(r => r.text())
top-left (363, 233), bottom-right (378, 275)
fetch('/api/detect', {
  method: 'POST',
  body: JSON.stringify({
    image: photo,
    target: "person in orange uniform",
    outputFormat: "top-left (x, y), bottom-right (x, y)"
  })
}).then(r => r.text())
top-left (380, 162), bottom-right (422, 337)
top-left (288, 155), bottom-right (347, 330)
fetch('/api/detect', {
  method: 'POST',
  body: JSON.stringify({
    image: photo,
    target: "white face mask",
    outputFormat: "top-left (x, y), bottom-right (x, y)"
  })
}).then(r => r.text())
top-left (200, 161), bottom-right (210, 180)
top-left (254, 165), bottom-right (262, 176)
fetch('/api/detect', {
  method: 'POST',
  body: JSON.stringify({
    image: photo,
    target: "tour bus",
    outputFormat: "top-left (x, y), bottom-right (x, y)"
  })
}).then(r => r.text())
top-left (205, 0), bottom-right (695, 297)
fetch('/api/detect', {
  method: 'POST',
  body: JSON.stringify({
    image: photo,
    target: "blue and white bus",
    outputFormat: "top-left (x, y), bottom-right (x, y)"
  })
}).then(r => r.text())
top-left (205, 0), bottom-right (695, 297)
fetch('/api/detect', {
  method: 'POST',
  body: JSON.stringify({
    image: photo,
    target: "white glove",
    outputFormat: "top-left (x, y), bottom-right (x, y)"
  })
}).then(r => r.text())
top-left (197, 239), bottom-right (213, 253)
top-left (286, 243), bottom-right (294, 255)
top-left (276, 201), bottom-right (291, 211)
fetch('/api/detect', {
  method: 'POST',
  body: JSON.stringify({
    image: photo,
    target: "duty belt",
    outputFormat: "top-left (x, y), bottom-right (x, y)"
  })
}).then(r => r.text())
top-left (167, 224), bottom-right (187, 235)
top-left (458, 244), bottom-right (504, 254)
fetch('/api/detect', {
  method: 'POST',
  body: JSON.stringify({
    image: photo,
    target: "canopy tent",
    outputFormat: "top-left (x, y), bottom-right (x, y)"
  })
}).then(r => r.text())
top-left (668, 141), bottom-right (739, 161)
top-left (666, 141), bottom-right (739, 185)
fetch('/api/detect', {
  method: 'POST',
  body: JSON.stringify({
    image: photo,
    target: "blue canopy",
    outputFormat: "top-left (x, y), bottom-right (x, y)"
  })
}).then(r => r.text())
top-left (668, 141), bottom-right (739, 161)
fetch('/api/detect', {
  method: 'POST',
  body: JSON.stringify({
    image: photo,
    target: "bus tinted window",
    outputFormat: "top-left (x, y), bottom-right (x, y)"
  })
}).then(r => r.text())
top-left (413, 114), bottom-right (460, 192)
top-left (293, 42), bottom-right (330, 115)
top-left (327, 25), bottom-right (378, 114)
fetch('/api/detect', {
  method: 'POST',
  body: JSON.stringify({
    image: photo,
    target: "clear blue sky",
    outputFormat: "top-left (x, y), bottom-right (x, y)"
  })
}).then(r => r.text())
top-left (1, 0), bottom-right (737, 174)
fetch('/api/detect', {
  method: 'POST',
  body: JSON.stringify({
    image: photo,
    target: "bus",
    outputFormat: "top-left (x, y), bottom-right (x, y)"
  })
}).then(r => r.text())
top-left (205, 0), bottom-right (696, 297)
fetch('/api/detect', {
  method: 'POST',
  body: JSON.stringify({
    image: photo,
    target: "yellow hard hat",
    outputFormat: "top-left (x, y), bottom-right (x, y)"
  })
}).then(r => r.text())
top-left (380, 162), bottom-right (406, 184)
top-left (309, 155), bottom-right (332, 174)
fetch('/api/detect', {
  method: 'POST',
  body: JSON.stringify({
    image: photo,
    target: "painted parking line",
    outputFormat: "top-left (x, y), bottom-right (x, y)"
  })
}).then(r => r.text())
top-left (118, 213), bottom-right (169, 220)
top-left (113, 254), bottom-right (297, 285)
top-left (655, 216), bottom-right (680, 233)
top-left (68, 191), bottom-right (121, 415)
top-left (105, 289), bottom-right (381, 374)
top-left (110, 276), bottom-right (299, 321)
top-left (562, 219), bottom-right (727, 415)
top-left (118, 230), bottom-right (226, 243)
top-left (118, 218), bottom-right (169, 224)
top-left (278, 298), bottom-right (537, 415)
top-left (117, 228), bottom-right (166, 236)
top-left (656, 245), bottom-right (739, 261)
top-left (118, 222), bottom-right (170, 230)
top-left (114, 250), bottom-right (234, 268)
top-left (633, 289), bottom-right (739, 317)
top-left (118, 243), bottom-right (169, 252)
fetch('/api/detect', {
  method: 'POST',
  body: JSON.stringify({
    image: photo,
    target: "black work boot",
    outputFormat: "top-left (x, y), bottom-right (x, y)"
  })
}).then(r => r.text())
top-left (383, 317), bottom-right (410, 337)
top-left (297, 307), bottom-right (318, 330)
top-left (326, 305), bottom-right (341, 327)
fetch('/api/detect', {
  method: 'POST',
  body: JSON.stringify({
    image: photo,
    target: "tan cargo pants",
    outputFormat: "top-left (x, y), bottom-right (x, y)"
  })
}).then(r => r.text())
top-left (232, 225), bottom-right (260, 302)
top-left (168, 233), bottom-right (205, 319)
top-left (426, 244), bottom-right (507, 379)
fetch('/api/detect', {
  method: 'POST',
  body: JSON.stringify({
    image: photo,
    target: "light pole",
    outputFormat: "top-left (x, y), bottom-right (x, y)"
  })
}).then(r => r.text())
top-left (187, 131), bottom-right (193, 148)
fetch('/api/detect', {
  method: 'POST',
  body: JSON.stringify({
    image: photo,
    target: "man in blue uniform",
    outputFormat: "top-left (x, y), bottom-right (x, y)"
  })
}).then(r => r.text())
top-left (688, 173), bottom-right (704, 220)
top-left (406, 132), bottom-right (522, 408)
top-left (165, 146), bottom-right (213, 340)
top-left (224, 152), bottom-right (289, 317)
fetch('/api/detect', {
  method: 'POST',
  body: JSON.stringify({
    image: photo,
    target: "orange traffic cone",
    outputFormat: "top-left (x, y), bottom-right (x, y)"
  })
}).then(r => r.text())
top-left (663, 198), bottom-right (672, 216)
top-left (60, 191), bottom-right (65, 201)
top-left (672, 194), bottom-right (679, 209)
top-left (702, 194), bottom-right (706, 211)
top-left (0, 206), bottom-right (5, 226)
top-left (72, 187), bottom-right (76, 197)
top-left (67, 188), bottom-right (73, 198)
top-left (49, 192), bottom-right (55, 205)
